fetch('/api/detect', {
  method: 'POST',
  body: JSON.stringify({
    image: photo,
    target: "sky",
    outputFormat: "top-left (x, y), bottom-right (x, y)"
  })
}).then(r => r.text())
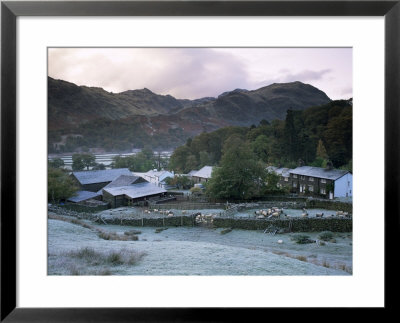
top-left (48, 47), bottom-right (352, 100)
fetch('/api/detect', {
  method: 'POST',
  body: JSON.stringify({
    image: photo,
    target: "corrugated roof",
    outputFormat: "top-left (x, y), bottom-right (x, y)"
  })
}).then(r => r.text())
top-left (72, 168), bottom-right (132, 185)
top-left (67, 190), bottom-right (101, 203)
top-left (103, 182), bottom-right (166, 199)
top-left (290, 166), bottom-right (349, 180)
top-left (98, 175), bottom-right (145, 194)
top-left (192, 166), bottom-right (213, 179)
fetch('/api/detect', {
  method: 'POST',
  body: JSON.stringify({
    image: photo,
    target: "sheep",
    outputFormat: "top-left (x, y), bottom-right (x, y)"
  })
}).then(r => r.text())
top-left (301, 212), bottom-right (309, 217)
top-left (316, 213), bottom-right (324, 218)
top-left (271, 212), bottom-right (280, 217)
top-left (257, 215), bottom-right (265, 219)
top-left (262, 210), bottom-right (267, 216)
top-left (167, 213), bottom-right (174, 217)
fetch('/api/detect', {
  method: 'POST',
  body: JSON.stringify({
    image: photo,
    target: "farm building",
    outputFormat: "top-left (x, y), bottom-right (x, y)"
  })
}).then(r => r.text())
top-left (289, 166), bottom-right (352, 199)
top-left (101, 175), bottom-right (167, 208)
top-left (66, 190), bottom-right (102, 203)
top-left (191, 166), bottom-right (214, 183)
top-left (138, 169), bottom-right (174, 188)
top-left (185, 170), bottom-right (198, 179)
top-left (70, 168), bottom-right (132, 192)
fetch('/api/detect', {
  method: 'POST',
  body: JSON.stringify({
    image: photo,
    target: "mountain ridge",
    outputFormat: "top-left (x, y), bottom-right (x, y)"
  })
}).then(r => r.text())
top-left (48, 77), bottom-right (332, 152)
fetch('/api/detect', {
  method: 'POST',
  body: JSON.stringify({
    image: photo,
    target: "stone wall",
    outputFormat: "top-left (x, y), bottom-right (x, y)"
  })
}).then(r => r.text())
top-left (60, 203), bottom-right (109, 213)
top-left (213, 217), bottom-right (352, 232)
top-left (305, 199), bottom-right (352, 213)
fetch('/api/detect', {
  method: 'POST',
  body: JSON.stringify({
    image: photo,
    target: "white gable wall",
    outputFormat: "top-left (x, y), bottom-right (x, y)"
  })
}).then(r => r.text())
top-left (334, 173), bottom-right (353, 198)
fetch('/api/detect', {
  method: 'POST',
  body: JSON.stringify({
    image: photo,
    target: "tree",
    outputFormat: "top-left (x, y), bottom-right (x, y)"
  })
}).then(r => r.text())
top-left (185, 154), bottom-right (198, 173)
top-left (92, 163), bottom-right (106, 170)
top-left (168, 145), bottom-right (191, 173)
top-left (251, 135), bottom-right (270, 163)
top-left (165, 175), bottom-right (193, 189)
top-left (48, 168), bottom-right (79, 204)
top-left (72, 153), bottom-right (96, 170)
top-left (72, 154), bottom-right (85, 171)
top-left (81, 153), bottom-right (96, 170)
top-left (48, 158), bottom-right (64, 169)
top-left (206, 137), bottom-right (266, 200)
top-left (141, 146), bottom-right (154, 160)
top-left (316, 139), bottom-right (329, 160)
top-left (199, 151), bottom-right (210, 168)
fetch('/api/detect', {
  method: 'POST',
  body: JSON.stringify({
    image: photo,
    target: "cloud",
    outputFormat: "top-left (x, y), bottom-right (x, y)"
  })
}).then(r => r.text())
top-left (48, 48), bottom-right (352, 100)
top-left (48, 48), bottom-right (252, 99)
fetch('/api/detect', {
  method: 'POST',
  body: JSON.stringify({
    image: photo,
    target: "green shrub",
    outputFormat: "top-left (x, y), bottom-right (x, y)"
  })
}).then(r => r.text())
top-left (290, 234), bottom-right (314, 244)
top-left (318, 231), bottom-right (334, 241)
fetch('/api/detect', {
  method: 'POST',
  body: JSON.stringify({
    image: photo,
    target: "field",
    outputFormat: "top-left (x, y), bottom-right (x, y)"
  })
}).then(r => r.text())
top-left (48, 215), bottom-right (352, 276)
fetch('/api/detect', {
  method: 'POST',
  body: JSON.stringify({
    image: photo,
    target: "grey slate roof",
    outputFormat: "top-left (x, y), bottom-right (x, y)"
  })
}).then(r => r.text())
top-left (267, 166), bottom-right (292, 177)
top-left (103, 182), bottom-right (166, 199)
top-left (192, 166), bottom-right (213, 179)
top-left (97, 175), bottom-right (146, 194)
top-left (67, 190), bottom-right (101, 203)
top-left (187, 170), bottom-right (198, 176)
top-left (289, 166), bottom-right (349, 180)
top-left (72, 168), bottom-right (132, 185)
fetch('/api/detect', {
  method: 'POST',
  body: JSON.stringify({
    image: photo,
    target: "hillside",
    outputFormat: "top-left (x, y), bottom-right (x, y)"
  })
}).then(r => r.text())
top-left (169, 99), bottom-right (353, 172)
top-left (48, 78), bottom-right (332, 152)
top-left (48, 77), bottom-right (190, 130)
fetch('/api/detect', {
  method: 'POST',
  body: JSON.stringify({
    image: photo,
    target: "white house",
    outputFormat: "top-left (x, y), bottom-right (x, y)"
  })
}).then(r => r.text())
top-left (138, 169), bottom-right (174, 188)
top-left (332, 171), bottom-right (353, 199)
top-left (289, 166), bottom-right (352, 199)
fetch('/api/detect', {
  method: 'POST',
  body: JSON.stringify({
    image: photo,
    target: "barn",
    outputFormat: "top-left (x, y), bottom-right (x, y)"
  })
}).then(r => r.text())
top-left (101, 175), bottom-right (167, 208)
top-left (70, 168), bottom-right (132, 192)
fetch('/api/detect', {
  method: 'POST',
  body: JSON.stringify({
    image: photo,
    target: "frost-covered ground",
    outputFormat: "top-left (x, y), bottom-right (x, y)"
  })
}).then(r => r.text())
top-left (48, 218), bottom-right (352, 276)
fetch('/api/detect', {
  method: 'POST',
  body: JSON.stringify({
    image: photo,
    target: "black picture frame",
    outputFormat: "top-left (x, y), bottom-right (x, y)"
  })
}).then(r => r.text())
top-left (1, 1), bottom-right (399, 321)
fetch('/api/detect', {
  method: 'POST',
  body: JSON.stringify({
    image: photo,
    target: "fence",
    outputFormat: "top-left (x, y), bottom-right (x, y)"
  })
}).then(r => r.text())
top-left (147, 202), bottom-right (226, 210)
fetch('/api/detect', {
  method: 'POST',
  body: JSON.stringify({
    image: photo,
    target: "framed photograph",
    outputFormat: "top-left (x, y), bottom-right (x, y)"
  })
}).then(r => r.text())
top-left (1, 0), bottom-right (398, 321)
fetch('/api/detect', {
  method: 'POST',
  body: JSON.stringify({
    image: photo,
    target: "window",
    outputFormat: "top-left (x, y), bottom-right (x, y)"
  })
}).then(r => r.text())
top-left (309, 177), bottom-right (314, 182)
top-left (308, 185), bottom-right (314, 192)
top-left (293, 182), bottom-right (297, 188)
top-left (284, 177), bottom-right (289, 182)
top-left (293, 174), bottom-right (297, 178)
top-left (320, 188), bottom-right (326, 194)
top-left (300, 176), bottom-right (305, 180)
top-left (321, 178), bottom-right (326, 184)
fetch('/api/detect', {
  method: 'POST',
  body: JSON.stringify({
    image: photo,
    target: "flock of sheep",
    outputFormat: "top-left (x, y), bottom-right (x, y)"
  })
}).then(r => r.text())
top-left (142, 207), bottom-right (351, 220)
top-left (254, 207), bottom-right (285, 219)
top-left (143, 208), bottom-right (176, 217)
top-left (254, 207), bottom-right (351, 219)
top-left (195, 212), bottom-right (218, 224)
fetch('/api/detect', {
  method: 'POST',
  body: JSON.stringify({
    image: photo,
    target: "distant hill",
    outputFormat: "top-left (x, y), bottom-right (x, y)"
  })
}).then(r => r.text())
top-left (48, 78), bottom-right (332, 152)
top-left (48, 77), bottom-right (190, 130)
